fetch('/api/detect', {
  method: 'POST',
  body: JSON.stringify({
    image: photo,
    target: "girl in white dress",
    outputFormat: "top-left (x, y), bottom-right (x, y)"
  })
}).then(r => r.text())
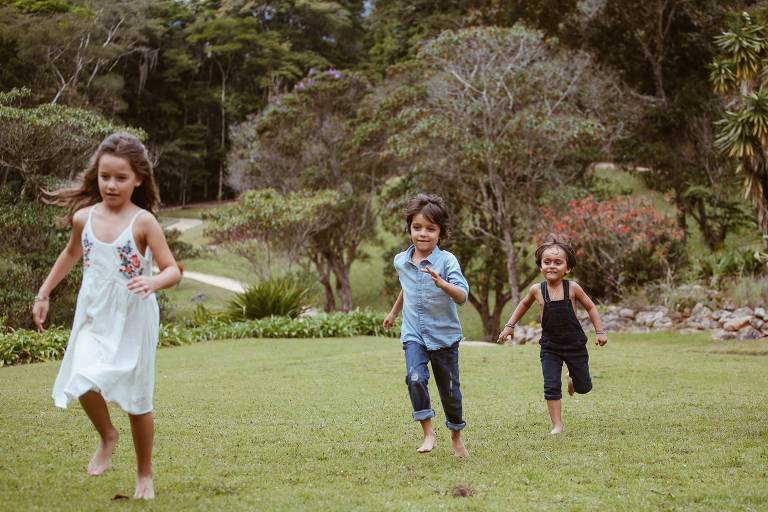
top-left (32, 133), bottom-right (181, 500)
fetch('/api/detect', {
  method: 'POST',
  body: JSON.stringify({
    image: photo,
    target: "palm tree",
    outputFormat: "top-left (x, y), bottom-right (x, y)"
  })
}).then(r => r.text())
top-left (711, 11), bottom-right (768, 249)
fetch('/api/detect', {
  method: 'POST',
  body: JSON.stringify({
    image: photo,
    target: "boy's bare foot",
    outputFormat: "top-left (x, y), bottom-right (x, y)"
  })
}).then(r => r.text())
top-left (567, 374), bottom-right (575, 396)
top-left (451, 430), bottom-right (468, 457)
top-left (549, 423), bottom-right (564, 435)
top-left (87, 428), bottom-right (118, 476)
top-left (417, 434), bottom-right (436, 453)
top-left (133, 475), bottom-right (154, 500)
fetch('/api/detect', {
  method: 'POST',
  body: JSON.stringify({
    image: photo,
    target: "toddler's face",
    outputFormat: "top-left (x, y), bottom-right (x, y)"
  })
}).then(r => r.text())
top-left (98, 154), bottom-right (142, 207)
top-left (540, 246), bottom-right (569, 282)
top-left (409, 212), bottom-right (440, 254)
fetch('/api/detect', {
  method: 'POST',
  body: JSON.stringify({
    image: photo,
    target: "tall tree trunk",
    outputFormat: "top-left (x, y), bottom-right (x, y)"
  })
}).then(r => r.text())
top-left (674, 186), bottom-right (687, 242)
top-left (311, 255), bottom-right (336, 312)
top-left (330, 256), bottom-right (353, 312)
top-left (501, 228), bottom-right (520, 305)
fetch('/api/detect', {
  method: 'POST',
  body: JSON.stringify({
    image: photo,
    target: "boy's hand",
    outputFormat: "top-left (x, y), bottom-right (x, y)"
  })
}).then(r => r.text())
top-left (32, 299), bottom-right (49, 333)
top-left (383, 313), bottom-right (396, 332)
top-left (422, 266), bottom-right (446, 289)
top-left (596, 333), bottom-right (608, 346)
top-left (497, 326), bottom-right (513, 344)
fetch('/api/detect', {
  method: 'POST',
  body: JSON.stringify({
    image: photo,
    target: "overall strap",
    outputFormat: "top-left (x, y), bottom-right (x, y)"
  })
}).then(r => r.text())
top-left (541, 281), bottom-right (549, 302)
top-left (563, 279), bottom-right (570, 300)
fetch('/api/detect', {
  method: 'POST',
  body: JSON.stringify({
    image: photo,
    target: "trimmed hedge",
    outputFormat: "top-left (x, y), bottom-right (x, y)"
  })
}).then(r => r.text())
top-left (0, 310), bottom-right (401, 367)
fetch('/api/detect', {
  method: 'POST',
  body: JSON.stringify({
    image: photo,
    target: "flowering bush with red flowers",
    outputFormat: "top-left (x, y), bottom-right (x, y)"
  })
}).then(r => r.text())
top-left (541, 196), bottom-right (687, 300)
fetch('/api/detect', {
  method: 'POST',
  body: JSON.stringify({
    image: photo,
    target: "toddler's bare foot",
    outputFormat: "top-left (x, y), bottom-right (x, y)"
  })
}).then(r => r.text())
top-left (417, 434), bottom-right (436, 453)
top-left (133, 474), bottom-right (154, 500)
top-left (549, 423), bottom-right (564, 435)
top-left (567, 374), bottom-right (575, 396)
top-left (87, 429), bottom-right (118, 476)
top-left (451, 430), bottom-right (468, 457)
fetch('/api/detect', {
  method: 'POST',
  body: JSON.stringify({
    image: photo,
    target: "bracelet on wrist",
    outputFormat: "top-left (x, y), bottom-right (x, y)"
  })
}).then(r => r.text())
top-left (595, 331), bottom-right (606, 335)
top-left (34, 295), bottom-right (49, 303)
top-left (505, 323), bottom-right (516, 330)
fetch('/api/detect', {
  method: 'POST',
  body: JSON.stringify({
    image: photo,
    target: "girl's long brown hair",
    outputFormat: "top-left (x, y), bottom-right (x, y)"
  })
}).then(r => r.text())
top-left (44, 133), bottom-right (160, 226)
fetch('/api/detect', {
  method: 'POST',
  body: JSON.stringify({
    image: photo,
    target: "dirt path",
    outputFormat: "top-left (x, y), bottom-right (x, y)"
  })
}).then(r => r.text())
top-left (165, 218), bottom-right (203, 232)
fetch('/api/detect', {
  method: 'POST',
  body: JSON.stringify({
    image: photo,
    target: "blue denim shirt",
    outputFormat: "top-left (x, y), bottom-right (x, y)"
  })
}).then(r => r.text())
top-left (394, 245), bottom-right (469, 350)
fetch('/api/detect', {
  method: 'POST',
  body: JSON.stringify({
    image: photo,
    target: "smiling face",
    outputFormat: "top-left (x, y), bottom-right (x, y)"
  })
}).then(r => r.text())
top-left (97, 153), bottom-right (141, 208)
top-left (409, 212), bottom-right (440, 255)
top-left (540, 246), bottom-right (569, 283)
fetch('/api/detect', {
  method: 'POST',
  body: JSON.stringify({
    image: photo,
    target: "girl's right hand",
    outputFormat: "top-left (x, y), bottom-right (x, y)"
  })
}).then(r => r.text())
top-left (32, 299), bottom-right (49, 333)
top-left (496, 326), bottom-right (513, 344)
top-left (383, 313), bottom-right (396, 332)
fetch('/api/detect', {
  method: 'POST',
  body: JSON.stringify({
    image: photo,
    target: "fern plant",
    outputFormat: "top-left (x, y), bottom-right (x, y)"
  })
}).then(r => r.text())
top-left (227, 275), bottom-right (313, 321)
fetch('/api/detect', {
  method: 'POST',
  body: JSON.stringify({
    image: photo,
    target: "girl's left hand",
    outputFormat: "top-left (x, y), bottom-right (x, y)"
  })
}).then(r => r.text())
top-left (422, 266), bottom-right (446, 289)
top-left (127, 276), bottom-right (158, 298)
top-left (596, 333), bottom-right (608, 346)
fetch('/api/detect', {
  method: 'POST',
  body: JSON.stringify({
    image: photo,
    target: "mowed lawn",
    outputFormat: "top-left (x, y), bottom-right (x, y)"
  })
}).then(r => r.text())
top-left (1, 333), bottom-right (767, 511)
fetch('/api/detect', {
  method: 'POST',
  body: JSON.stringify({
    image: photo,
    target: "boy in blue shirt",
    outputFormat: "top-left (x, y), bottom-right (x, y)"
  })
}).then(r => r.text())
top-left (384, 194), bottom-right (469, 457)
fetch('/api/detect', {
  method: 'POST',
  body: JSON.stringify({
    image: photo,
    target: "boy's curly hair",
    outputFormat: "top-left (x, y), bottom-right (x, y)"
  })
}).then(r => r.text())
top-left (404, 194), bottom-right (450, 240)
top-left (535, 234), bottom-right (577, 270)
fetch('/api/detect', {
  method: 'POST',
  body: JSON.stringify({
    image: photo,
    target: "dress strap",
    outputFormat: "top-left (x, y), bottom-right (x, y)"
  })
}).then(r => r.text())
top-left (541, 281), bottom-right (550, 303)
top-left (127, 209), bottom-right (146, 229)
top-left (86, 204), bottom-right (97, 226)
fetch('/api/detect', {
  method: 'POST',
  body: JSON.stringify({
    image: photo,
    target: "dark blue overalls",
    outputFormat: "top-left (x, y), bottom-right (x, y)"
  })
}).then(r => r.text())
top-left (539, 280), bottom-right (593, 400)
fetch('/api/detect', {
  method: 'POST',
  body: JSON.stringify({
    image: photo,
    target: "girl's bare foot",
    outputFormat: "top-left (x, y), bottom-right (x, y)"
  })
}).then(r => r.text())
top-left (549, 423), bottom-right (564, 435)
top-left (567, 374), bottom-right (574, 396)
top-left (451, 430), bottom-right (468, 457)
top-left (417, 434), bottom-right (436, 453)
top-left (133, 474), bottom-right (154, 499)
top-left (87, 428), bottom-right (118, 476)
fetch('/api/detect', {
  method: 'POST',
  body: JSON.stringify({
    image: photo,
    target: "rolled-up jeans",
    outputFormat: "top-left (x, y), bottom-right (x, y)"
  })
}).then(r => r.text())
top-left (403, 341), bottom-right (465, 431)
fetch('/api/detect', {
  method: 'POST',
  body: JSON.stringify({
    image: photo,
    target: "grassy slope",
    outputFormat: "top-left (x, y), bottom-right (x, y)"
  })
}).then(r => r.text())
top-left (1, 332), bottom-right (766, 511)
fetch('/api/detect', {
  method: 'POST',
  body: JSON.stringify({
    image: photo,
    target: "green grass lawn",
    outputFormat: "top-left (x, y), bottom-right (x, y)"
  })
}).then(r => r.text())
top-left (1, 332), bottom-right (766, 510)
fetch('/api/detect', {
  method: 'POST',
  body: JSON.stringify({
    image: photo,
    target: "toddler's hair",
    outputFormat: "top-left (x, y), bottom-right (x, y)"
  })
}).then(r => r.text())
top-left (535, 234), bottom-right (577, 269)
top-left (404, 194), bottom-right (450, 240)
top-left (44, 132), bottom-right (160, 226)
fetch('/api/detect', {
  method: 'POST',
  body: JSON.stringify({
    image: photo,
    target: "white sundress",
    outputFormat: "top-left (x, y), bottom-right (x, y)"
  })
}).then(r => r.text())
top-left (52, 205), bottom-right (160, 415)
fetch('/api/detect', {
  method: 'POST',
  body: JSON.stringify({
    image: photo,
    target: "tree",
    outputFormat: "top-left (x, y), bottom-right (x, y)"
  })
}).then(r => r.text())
top-left (226, 70), bottom-right (387, 311)
top-left (0, 88), bottom-right (143, 197)
top-left (377, 26), bottom-right (630, 308)
top-left (711, 10), bottom-right (768, 250)
top-left (574, 0), bottom-right (753, 246)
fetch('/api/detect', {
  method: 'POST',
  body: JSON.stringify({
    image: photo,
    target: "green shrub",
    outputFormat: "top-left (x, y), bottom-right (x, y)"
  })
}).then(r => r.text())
top-left (164, 228), bottom-right (200, 260)
top-left (227, 275), bottom-right (313, 321)
top-left (722, 276), bottom-right (768, 307)
top-left (0, 326), bottom-right (70, 366)
top-left (1, 310), bottom-right (400, 366)
top-left (691, 248), bottom-right (768, 284)
top-left (0, 190), bottom-right (81, 329)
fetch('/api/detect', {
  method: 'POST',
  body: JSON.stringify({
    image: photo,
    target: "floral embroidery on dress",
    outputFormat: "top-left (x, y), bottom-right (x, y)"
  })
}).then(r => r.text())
top-left (82, 233), bottom-right (94, 268)
top-left (117, 240), bottom-right (143, 279)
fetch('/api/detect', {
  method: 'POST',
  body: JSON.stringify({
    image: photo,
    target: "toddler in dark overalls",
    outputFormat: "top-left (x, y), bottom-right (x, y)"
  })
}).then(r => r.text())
top-left (497, 235), bottom-right (608, 434)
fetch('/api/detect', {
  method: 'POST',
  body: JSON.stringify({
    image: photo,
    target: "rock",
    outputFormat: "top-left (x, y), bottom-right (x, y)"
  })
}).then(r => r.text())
top-left (722, 300), bottom-right (736, 311)
top-left (653, 317), bottom-right (674, 329)
top-left (754, 307), bottom-right (767, 320)
top-left (300, 307), bottom-right (321, 317)
top-left (712, 310), bottom-right (726, 321)
top-left (723, 316), bottom-right (752, 332)
top-left (750, 317), bottom-right (765, 330)
top-left (712, 329), bottom-right (738, 341)
top-left (190, 293), bottom-right (209, 303)
top-left (733, 307), bottom-right (754, 318)
top-left (738, 327), bottom-right (763, 340)
top-left (618, 308), bottom-right (635, 319)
